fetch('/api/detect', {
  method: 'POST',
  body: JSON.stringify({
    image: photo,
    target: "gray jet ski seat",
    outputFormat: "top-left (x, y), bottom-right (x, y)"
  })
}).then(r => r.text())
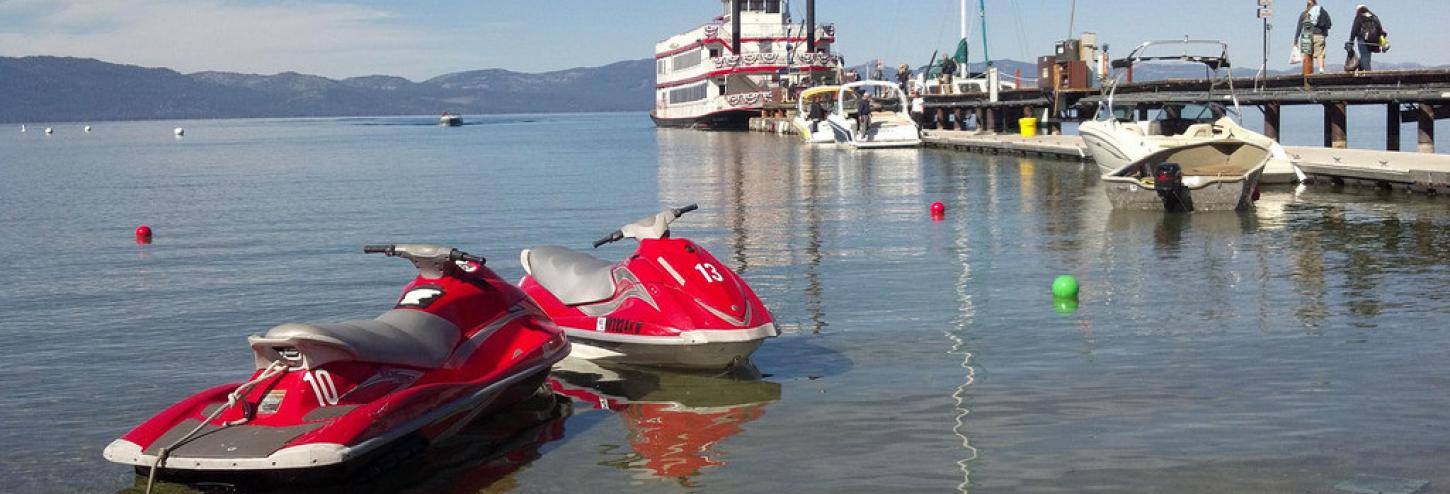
top-left (248, 310), bottom-right (461, 370)
top-left (521, 245), bottom-right (617, 306)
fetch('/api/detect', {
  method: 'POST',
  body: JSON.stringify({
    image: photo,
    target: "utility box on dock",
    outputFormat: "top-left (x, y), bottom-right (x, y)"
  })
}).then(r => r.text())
top-left (1038, 56), bottom-right (1057, 89)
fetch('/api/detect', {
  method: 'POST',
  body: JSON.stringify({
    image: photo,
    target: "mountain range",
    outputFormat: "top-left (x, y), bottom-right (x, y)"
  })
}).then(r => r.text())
top-left (4, 55), bottom-right (1444, 123)
top-left (0, 56), bottom-right (655, 123)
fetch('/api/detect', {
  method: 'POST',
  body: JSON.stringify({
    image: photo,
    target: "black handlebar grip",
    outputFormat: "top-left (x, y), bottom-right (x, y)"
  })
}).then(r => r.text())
top-left (363, 244), bottom-right (393, 255)
top-left (448, 249), bottom-right (487, 265)
top-left (674, 203), bottom-right (699, 217)
top-left (593, 230), bottom-right (624, 248)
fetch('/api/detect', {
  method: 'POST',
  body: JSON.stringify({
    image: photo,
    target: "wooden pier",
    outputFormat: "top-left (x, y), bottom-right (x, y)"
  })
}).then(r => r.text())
top-left (921, 69), bottom-right (1450, 154)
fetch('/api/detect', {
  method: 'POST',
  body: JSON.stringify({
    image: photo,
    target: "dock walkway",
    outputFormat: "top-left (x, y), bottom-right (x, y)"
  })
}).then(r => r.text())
top-left (921, 132), bottom-right (1450, 193)
top-left (921, 131), bottom-right (1087, 160)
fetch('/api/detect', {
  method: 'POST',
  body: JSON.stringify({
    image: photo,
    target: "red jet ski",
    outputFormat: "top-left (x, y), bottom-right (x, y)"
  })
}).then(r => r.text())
top-left (518, 204), bottom-right (776, 369)
top-left (103, 244), bottom-right (570, 487)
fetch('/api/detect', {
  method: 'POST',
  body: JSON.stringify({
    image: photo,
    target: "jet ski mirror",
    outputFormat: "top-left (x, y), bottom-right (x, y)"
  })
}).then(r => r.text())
top-left (363, 244), bottom-right (486, 279)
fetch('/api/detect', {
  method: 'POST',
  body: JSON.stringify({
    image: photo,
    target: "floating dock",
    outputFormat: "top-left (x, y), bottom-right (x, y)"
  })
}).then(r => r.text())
top-left (919, 132), bottom-right (1450, 193)
top-left (921, 131), bottom-right (1087, 160)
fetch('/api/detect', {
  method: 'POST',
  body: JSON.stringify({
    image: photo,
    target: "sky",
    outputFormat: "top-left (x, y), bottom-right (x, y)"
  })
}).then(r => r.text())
top-left (1, 0), bottom-right (1445, 81)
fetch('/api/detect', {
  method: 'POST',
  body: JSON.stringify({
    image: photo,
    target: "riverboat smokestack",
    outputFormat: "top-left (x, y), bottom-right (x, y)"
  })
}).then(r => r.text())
top-left (806, 0), bottom-right (816, 52)
top-left (731, 0), bottom-right (742, 54)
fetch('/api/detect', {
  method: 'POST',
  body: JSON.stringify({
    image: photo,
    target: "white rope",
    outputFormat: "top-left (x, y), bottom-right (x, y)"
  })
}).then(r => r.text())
top-left (144, 360), bottom-right (290, 494)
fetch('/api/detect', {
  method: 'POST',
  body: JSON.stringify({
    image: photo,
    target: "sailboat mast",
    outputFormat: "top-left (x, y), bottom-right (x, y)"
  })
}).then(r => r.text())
top-left (978, 0), bottom-right (991, 67)
top-left (959, 0), bottom-right (966, 40)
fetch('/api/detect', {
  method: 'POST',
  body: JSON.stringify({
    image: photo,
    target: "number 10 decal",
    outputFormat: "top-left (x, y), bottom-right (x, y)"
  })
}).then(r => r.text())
top-left (694, 263), bottom-right (724, 283)
top-left (303, 369), bottom-right (340, 406)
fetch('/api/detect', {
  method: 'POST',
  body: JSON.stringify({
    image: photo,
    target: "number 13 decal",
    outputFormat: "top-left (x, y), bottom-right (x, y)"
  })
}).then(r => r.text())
top-left (694, 263), bottom-right (724, 283)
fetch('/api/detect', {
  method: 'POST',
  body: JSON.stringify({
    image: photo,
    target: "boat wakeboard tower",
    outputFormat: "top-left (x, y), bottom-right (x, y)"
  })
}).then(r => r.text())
top-left (104, 244), bottom-right (569, 491)
top-left (518, 204), bottom-right (777, 369)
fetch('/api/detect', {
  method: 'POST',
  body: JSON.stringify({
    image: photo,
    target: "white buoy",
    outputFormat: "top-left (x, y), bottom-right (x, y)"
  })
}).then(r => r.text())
top-left (44, 127), bottom-right (54, 135)
top-left (84, 125), bottom-right (92, 133)
top-left (20, 125), bottom-right (26, 133)
top-left (173, 127), bottom-right (185, 137)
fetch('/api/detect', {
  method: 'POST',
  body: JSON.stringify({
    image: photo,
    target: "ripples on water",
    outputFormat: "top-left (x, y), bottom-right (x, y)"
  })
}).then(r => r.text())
top-left (2, 114), bottom-right (1450, 493)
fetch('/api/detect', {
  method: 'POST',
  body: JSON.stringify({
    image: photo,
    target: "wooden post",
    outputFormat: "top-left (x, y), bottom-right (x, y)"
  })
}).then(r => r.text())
top-left (1386, 103), bottom-right (1401, 151)
top-left (1264, 102), bottom-right (1281, 142)
top-left (974, 108), bottom-right (985, 132)
top-left (984, 107), bottom-right (997, 134)
top-left (936, 107), bottom-right (947, 131)
top-left (954, 108), bottom-right (966, 131)
top-left (1419, 103), bottom-right (1435, 153)
top-left (1326, 102), bottom-right (1347, 149)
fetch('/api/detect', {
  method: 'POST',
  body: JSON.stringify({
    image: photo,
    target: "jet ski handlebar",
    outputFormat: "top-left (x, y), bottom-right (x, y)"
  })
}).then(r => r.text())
top-left (593, 204), bottom-right (699, 248)
top-left (672, 203), bottom-right (699, 217)
top-left (363, 244), bottom-right (485, 278)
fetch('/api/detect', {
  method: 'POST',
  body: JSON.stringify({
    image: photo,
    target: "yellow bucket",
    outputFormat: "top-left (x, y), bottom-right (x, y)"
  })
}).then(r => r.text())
top-left (1018, 117), bottom-right (1038, 137)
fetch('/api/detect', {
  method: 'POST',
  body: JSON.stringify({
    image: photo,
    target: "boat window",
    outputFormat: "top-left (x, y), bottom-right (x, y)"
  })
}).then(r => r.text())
top-left (669, 82), bottom-right (709, 104)
top-left (672, 50), bottom-right (702, 71)
top-left (765, 0), bottom-right (781, 13)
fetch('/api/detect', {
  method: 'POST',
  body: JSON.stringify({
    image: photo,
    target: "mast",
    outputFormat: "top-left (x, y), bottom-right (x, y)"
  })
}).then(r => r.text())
top-left (979, 0), bottom-right (990, 67)
top-left (959, 0), bottom-right (967, 40)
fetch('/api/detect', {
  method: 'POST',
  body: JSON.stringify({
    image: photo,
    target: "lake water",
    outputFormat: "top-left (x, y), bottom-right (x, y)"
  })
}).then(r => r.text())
top-left (3, 114), bottom-right (1450, 493)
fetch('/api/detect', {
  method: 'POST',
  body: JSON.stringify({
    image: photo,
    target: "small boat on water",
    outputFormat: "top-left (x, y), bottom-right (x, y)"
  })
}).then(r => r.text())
top-left (1101, 139), bottom-right (1270, 211)
top-left (825, 81), bottom-right (921, 149)
top-left (1078, 40), bottom-right (1299, 184)
top-left (439, 113), bottom-right (463, 127)
top-left (792, 85), bottom-right (840, 144)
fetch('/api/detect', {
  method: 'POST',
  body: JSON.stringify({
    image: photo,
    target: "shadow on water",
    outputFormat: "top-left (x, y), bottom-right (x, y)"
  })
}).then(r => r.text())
top-left (119, 388), bottom-right (572, 494)
top-left (548, 359), bottom-right (781, 488)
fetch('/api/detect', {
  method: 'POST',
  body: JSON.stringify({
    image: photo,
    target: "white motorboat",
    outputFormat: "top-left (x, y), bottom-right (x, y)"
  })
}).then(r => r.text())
top-left (825, 81), bottom-right (921, 149)
top-left (1102, 140), bottom-right (1270, 211)
top-left (792, 85), bottom-right (840, 144)
top-left (439, 112), bottom-right (463, 126)
top-left (1078, 40), bottom-right (1299, 184)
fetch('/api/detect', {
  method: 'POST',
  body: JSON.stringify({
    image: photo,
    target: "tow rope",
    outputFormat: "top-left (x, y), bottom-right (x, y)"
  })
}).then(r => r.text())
top-left (145, 360), bottom-right (289, 494)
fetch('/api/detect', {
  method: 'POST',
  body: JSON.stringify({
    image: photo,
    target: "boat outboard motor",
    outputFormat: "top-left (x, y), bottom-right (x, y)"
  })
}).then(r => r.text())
top-left (1154, 162), bottom-right (1192, 211)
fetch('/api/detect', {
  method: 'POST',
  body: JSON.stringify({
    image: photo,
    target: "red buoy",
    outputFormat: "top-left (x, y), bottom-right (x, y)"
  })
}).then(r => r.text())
top-left (930, 201), bottom-right (946, 217)
top-left (135, 225), bottom-right (152, 244)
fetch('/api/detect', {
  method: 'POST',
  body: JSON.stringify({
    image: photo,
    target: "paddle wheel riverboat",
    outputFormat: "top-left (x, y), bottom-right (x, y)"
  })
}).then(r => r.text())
top-left (651, 0), bottom-right (840, 130)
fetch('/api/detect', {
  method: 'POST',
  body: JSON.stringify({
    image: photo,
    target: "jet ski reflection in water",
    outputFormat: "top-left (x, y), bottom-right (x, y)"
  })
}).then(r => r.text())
top-left (548, 359), bottom-right (781, 484)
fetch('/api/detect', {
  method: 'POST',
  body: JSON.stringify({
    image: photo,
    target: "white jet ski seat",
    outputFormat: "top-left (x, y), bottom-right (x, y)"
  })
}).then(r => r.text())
top-left (521, 245), bottom-right (617, 306)
top-left (249, 310), bottom-right (461, 370)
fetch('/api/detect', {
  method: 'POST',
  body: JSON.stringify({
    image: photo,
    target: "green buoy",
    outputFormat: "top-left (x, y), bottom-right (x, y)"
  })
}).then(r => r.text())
top-left (1052, 275), bottom-right (1079, 299)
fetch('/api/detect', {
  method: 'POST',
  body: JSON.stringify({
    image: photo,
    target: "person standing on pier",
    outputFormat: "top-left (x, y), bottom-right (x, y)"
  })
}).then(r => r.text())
top-left (1348, 4), bottom-right (1387, 71)
top-left (896, 63), bottom-right (912, 94)
top-left (940, 55), bottom-right (958, 95)
top-left (1295, 0), bottom-right (1332, 74)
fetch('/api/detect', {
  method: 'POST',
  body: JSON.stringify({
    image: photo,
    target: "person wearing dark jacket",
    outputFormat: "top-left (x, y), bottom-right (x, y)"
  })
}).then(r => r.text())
top-left (940, 55), bottom-right (958, 94)
top-left (855, 92), bottom-right (873, 139)
top-left (1348, 4), bottom-right (1386, 71)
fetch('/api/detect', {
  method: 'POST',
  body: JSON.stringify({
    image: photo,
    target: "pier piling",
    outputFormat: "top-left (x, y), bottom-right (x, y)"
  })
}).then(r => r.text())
top-left (1387, 104), bottom-right (1401, 152)
top-left (1264, 102), bottom-right (1281, 142)
top-left (1419, 103), bottom-right (1436, 153)
top-left (1326, 102), bottom-right (1348, 149)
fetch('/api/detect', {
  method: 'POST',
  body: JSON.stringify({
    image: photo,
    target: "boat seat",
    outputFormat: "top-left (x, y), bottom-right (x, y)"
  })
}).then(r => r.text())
top-left (249, 310), bottom-right (460, 369)
top-left (522, 245), bottom-right (617, 306)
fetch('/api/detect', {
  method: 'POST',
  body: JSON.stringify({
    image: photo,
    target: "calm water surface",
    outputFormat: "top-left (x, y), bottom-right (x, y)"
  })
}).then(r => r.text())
top-left (3, 114), bottom-right (1450, 493)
